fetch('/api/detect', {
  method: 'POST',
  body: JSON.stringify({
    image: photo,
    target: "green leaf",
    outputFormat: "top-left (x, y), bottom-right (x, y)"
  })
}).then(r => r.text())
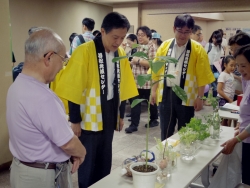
top-left (132, 43), bottom-right (140, 49)
top-left (157, 74), bottom-right (175, 79)
top-left (151, 61), bottom-right (166, 74)
top-left (137, 74), bottom-right (151, 87)
top-left (131, 99), bottom-right (147, 108)
top-left (112, 56), bottom-right (127, 62)
top-left (156, 56), bottom-right (178, 64)
top-left (131, 51), bottom-right (148, 59)
top-left (172, 85), bottom-right (187, 102)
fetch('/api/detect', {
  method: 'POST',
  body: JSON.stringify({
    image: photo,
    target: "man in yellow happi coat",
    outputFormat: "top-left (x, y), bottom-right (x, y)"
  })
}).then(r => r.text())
top-left (54, 12), bottom-right (138, 188)
top-left (151, 14), bottom-right (214, 141)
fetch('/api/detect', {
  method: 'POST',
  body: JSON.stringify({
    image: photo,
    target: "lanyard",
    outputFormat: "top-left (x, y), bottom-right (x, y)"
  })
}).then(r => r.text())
top-left (175, 48), bottom-right (186, 67)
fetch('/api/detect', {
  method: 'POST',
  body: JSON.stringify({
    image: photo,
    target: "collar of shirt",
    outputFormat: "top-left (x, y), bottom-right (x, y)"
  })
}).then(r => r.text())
top-left (174, 39), bottom-right (188, 49)
top-left (84, 31), bottom-right (92, 34)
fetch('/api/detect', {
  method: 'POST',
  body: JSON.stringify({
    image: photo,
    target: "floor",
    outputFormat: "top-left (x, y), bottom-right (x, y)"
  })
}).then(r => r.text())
top-left (0, 102), bottom-right (214, 188)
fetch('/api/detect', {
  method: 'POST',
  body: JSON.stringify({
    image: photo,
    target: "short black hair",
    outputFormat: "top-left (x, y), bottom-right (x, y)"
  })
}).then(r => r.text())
top-left (228, 32), bottom-right (250, 46)
top-left (192, 25), bottom-right (202, 34)
top-left (101, 12), bottom-right (130, 34)
top-left (151, 29), bottom-right (157, 33)
top-left (69, 33), bottom-right (78, 45)
top-left (126, 34), bottom-right (138, 44)
top-left (218, 29), bottom-right (224, 36)
top-left (137, 26), bottom-right (152, 39)
top-left (236, 30), bottom-right (242, 34)
top-left (82, 18), bottom-right (95, 31)
top-left (209, 30), bottom-right (222, 45)
top-left (93, 30), bottom-right (100, 36)
top-left (174, 14), bottom-right (194, 30)
top-left (234, 44), bottom-right (250, 63)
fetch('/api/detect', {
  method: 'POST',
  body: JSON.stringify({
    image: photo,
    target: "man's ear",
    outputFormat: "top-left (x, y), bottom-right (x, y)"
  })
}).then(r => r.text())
top-left (101, 28), bottom-right (105, 36)
top-left (44, 52), bottom-right (53, 67)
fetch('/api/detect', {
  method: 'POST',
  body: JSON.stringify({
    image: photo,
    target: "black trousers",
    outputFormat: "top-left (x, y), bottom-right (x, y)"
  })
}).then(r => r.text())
top-left (78, 99), bottom-right (115, 188)
top-left (242, 142), bottom-right (250, 185)
top-left (130, 88), bottom-right (158, 127)
top-left (159, 87), bottom-right (194, 141)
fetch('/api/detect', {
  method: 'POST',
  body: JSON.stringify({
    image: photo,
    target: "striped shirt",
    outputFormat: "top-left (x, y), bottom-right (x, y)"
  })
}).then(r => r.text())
top-left (70, 31), bottom-right (95, 55)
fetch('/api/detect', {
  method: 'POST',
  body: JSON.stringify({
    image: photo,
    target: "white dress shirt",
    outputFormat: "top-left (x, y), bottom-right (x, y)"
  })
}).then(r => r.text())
top-left (105, 52), bottom-right (115, 100)
top-left (167, 40), bottom-right (187, 87)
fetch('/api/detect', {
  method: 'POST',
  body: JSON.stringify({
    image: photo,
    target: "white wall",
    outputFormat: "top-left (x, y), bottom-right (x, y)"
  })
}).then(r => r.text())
top-left (113, 3), bottom-right (140, 33)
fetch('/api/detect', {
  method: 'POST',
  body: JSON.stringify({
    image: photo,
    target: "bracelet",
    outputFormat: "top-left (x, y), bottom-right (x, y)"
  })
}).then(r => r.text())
top-left (236, 135), bottom-right (242, 142)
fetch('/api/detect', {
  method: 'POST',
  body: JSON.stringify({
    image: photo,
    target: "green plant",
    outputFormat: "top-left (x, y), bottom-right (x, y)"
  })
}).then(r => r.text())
top-left (185, 117), bottom-right (210, 141)
top-left (112, 44), bottom-right (187, 168)
top-left (178, 127), bottom-right (198, 146)
top-left (205, 92), bottom-right (219, 110)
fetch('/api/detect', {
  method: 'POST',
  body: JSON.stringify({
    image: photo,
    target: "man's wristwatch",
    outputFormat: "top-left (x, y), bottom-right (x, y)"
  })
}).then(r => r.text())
top-left (197, 95), bottom-right (203, 100)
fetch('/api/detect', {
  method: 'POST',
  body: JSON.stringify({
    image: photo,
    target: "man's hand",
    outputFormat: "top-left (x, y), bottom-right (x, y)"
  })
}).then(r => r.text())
top-left (71, 123), bottom-right (81, 137)
top-left (194, 98), bottom-right (203, 111)
top-left (228, 99), bottom-right (234, 103)
top-left (131, 57), bottom-right (139, 65)
top-left (70, 156), bottom-right (85, 173)
top-left (116, 118), bottom-right (124, 131)
top-left (221, 137), bottom-right (238, 155)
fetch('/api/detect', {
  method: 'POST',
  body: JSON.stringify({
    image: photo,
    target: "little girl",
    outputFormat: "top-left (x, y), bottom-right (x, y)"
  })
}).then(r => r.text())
top-left (217, 55), bottom-right (236, 106)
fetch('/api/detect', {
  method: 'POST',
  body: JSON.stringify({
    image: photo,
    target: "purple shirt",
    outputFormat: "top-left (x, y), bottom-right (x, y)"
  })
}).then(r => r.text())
top-left (239, 79), bottom-right (250, 143)
top-left (6, 73), bottom-right (74, 162)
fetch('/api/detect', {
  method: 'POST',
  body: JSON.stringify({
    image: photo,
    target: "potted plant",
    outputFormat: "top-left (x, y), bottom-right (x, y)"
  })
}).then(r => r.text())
top-left (113, 44), bottom-right (187, 188)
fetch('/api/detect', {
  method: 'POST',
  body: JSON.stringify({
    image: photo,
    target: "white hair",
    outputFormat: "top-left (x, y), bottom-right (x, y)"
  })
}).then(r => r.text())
top-left (25, 27), bottom-right (65, 62)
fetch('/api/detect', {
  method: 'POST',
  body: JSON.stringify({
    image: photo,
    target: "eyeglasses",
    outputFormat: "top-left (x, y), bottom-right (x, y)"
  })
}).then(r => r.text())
top-left (176, 28), bottom-right (191, 36)
top-left (44, 52), bottom-right (69, 66)
top-left (137, 33), bottom-right (146, 38)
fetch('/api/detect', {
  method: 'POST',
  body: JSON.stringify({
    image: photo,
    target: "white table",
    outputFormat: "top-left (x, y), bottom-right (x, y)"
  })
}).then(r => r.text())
top-left (90, 126), bottom-right (235, 188)
top-left (218, 101), bottom-right (240, 120)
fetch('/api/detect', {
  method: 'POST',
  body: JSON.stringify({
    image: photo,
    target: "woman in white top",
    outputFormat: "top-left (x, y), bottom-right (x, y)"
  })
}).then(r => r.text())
top-left (205, 30), bottom-right (224, 97)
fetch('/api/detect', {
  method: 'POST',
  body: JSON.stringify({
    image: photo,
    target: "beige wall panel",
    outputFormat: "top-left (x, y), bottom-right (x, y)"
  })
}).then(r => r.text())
top-left (0, 0), bottom-right (13, 165)
top-left (113, 3), bottom-right (139, 33)
top-left (10, 0), bottom-right (112, 62)
top-left (141, 0), bottom-right (250, 41)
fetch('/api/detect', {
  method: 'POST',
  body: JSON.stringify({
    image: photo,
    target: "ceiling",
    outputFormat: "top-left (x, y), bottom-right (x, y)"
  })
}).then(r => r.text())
top-left (83, 0), bottom-right (210, 5)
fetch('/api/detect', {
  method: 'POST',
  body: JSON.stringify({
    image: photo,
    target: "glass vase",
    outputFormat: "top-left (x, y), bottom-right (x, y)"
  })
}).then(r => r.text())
top-left (210, 108), bottom-right (221, 139)
top-left (156, 152), bottom-right (172, 184)
top-left (180, 141), bottom-right (196, 161)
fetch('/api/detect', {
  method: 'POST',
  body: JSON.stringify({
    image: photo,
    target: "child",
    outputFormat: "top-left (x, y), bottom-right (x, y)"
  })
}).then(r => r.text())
top-left (217, 55), bottom-right (236, 106)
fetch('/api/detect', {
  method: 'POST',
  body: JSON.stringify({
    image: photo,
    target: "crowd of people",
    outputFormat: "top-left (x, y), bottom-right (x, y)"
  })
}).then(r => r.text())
top-left (7, 11), bottom-right (250, 188)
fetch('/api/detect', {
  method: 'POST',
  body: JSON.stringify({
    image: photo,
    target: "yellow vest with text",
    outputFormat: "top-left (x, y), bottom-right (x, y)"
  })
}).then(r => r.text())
top-left (54, 41), bottom-right (138, 131)
top-left (152, 39), bottom-right (215, 106)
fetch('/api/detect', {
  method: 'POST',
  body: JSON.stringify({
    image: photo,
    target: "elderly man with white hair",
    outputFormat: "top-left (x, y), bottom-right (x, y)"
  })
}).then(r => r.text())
top-left (6, 28), bottom-right (86, 188)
